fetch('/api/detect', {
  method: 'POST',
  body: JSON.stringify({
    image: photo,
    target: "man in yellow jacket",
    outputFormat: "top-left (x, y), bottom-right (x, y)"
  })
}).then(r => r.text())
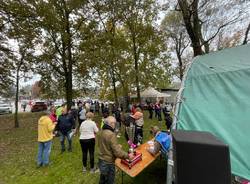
top-left (37, 109), bottom-right (57, 167)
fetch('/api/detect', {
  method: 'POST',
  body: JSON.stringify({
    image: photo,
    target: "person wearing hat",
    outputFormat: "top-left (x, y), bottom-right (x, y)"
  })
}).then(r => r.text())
top-left (147, 126), bottom-right (171, 156)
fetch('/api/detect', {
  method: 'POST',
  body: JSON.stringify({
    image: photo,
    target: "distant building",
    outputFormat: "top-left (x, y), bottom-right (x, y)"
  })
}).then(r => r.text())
top-left (159, 82), bottom-right (181, 104)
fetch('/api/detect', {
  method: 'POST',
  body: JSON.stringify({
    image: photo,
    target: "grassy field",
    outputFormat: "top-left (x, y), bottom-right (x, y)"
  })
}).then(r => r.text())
top-left (0, 112), bottom-right (167, 184)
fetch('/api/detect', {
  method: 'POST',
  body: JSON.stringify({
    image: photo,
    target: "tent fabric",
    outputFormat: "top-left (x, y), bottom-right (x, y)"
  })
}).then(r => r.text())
top-left (140, 87), bottom-right (170, 98)
top-left (176, 44), bottom-right (250, 180)
top-left (131, 87), bottom-right (170, 98)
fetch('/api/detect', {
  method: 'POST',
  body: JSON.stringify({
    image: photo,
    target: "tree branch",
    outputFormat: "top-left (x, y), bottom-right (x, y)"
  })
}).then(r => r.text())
top-left (243, 22), bottom-right (250, 45)
top-left (203, 16), bottom-right (240, 45)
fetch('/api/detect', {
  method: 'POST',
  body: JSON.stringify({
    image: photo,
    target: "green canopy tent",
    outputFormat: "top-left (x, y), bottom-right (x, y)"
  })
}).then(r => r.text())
top-left (171, 44), bottom-right (250, 181)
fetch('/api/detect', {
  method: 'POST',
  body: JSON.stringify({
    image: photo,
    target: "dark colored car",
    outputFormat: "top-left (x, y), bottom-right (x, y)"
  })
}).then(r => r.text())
top-left (31, 101), bottom-right (47, 112)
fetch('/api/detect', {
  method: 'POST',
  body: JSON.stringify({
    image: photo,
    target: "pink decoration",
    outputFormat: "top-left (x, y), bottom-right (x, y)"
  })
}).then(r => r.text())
top-left (128, 140), bottom-right (136, 148)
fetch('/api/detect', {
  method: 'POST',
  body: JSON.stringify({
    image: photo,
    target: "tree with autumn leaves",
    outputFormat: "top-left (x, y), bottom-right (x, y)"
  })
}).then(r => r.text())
top-left (0, 0), bottom-right (249, 128)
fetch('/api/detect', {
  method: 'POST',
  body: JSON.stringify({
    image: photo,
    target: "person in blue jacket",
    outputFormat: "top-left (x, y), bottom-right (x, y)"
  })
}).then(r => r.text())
top-left (147, 126), bottom-right (171, 156)
top-left (55, 107), bottom-right (76, 152)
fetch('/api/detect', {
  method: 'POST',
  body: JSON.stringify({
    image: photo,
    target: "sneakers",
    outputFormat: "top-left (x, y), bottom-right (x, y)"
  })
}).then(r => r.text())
top-left (90, 168), bottom-right (99, 173)
top-left (82, 167), bottom-right (87, 173)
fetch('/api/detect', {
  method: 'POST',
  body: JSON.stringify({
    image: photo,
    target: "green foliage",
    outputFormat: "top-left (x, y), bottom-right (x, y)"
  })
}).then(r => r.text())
top-left (0, 0), bottom-right (173, 103)
top-left (161, 11), bottom-right (190, 81)
top-left (91, 0), bottom-right (172, 101)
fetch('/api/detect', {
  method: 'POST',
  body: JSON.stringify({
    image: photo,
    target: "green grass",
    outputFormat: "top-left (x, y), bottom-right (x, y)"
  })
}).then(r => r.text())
top-left (0, 112), bottom-right (167, 184)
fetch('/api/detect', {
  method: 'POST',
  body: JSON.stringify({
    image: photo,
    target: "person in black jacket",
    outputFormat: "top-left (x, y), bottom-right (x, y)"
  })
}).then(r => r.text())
top-left (148, 103), bottom-right (153, 119)
top-left (163, 104), bottom-right (172, 130)
top-left (56, 107), bottom-right (76, 152)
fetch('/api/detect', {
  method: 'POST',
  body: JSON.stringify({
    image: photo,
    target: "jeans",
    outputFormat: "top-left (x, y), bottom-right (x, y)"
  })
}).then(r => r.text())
top-left (59, 131), bottom-right (72, 151)
top-left (37, 140), bottom-right (52, 166)
top-left (80, 138), bottom-right (95, 168)
top-left (98, 159), bottom-right (115, 184)
top-left (157, 110), bottom-right (162, 121)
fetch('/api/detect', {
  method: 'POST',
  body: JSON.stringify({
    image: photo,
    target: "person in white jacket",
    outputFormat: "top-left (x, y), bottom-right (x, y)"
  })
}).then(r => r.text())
top-left (78, 107), bottom-right (86, 126)
top-left (79, 112), bottom-right (99, 173)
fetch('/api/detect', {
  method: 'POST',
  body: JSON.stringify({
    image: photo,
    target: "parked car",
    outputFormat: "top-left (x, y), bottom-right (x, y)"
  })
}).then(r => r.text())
top-left (31, 101), bottom-right (47, 112)
top-left (54, 101), bottom-right (64, 108)
top-left (0, 101), bottom-right (12, 114)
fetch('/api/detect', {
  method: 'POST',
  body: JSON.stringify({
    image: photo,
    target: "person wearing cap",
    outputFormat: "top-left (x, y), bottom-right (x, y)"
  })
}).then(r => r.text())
top-left (147, 126), bottom-right (171, 156)
top-left (98, 116), bottom-right (134, 184)
top-left (37, 108), bottom-right (57, 167)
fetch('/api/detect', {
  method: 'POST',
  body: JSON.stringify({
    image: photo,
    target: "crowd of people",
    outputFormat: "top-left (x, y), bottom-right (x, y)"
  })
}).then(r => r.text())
top-left (37, 100), bottom-right (172, 184)
top-left (132, 101), bottom-right (173, 130)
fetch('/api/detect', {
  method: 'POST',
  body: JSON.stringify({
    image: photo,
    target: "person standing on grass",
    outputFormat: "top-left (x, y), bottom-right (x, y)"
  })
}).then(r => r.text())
top-left (148, 103), bottom-right (153, 119)
top-left (114, 107), bottom-right (122, 137)
top-left (133, 109), bottom-right (144, 145)
top-left (37, 108), bottom-right (57, 167)
top-left (100, 107), bottom-right (109, 129)
top-left (98, 116), bottom-right (134, 184)
top-left (155, 102), bottom-right (162, 122)
top-left (56, 107), bottom-right (76, 152)
top-left (79, 112), bottom-right (99, 173)
top-left (78, 106), bottom-right (86, 127)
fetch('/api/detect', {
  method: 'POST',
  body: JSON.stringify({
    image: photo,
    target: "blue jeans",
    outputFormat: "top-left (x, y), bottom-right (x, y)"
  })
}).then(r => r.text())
top-left (37, 140), bottom-right (52, 166)
top-left (59, 131), bottom-right (72, 151)
top-left (98, 159), bottom-right (115, 184)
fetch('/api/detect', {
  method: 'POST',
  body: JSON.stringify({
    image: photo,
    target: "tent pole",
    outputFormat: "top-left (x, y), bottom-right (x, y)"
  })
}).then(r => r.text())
top-left (166, 61), bottom-right (194, 184)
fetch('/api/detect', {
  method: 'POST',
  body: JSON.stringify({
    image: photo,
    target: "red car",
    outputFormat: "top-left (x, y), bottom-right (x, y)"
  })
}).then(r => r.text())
top-left (31, 101), bottom-right (47, 112)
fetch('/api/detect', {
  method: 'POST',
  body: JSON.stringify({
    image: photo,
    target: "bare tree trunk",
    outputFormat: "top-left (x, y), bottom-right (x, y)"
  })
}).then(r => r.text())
top-left (110, 27), bottom-right (119, 106)
top-left (64, 2), bottom-right (73, 110)
top-left (14, 68), bottom-right (20, 128)
top-left (110, 67), bottom-right (118, 105)
top-left (176, 51), bottom-right (184, 81)
top-left (178, 0), bottom-right (204, 57)
top-left (243, 22), bottom-right (250, 45)
top-left (65, 71), bottom-right (72, 110)
top-left (132, 35), bottom-right (141, 103)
